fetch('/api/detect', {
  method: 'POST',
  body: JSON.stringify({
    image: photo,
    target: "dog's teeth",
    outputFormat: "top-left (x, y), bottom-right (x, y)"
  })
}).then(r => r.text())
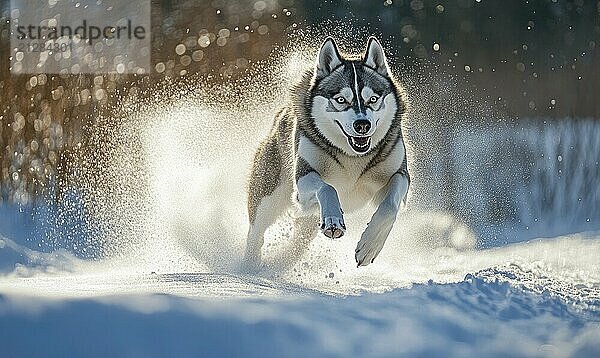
top-left (350, 136), bottom-right (371, 150)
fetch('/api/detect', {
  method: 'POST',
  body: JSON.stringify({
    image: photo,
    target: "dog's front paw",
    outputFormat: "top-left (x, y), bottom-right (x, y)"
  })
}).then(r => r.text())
top-left (320, 215), bottom-right (346, 239)
top-left (355, 220), bottom-right (394, 267)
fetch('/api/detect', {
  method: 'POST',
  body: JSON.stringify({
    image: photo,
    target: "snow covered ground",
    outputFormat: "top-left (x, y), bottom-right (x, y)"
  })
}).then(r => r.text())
top-left (1, 204), bottom-right (599, 357)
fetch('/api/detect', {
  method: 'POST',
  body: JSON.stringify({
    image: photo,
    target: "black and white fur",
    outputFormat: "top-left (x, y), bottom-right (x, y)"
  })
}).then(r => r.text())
top-left (244, 37), bottom-right (410, 269)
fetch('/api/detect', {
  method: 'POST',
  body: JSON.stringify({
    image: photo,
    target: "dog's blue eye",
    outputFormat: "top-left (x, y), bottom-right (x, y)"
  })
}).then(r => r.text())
top-left (369, 96), bottom-right (379, 103)
top-left (335, 97), bottom-right (346, 104)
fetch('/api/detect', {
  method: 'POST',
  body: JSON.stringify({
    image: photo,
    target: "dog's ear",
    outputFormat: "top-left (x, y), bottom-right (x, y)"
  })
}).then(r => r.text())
top-left (364, 37), bottom-right (389, 76)
top-left (315, 38), bottom-right (343, 79)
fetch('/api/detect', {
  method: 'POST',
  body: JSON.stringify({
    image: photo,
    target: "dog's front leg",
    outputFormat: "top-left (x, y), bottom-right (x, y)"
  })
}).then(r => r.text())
top-left (296, 171), bottom-right (346, 238)
top-left (355, 172), bottom-right (409, 266)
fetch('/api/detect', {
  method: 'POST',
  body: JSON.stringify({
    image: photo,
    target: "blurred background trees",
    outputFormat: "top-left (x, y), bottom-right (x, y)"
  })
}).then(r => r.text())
top-left (1, 0), bottom-right (599, 203)
top-left (305, 0), bottom-right (600, 118)
top-left (0, 0), bottom-right (297, 202)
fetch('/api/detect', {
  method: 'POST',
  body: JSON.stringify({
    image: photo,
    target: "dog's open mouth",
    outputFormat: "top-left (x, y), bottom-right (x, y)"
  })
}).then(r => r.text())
top-left (334, 120), bottom-right (372, 154)
top-left (348, 136), bottom-right (371, 153)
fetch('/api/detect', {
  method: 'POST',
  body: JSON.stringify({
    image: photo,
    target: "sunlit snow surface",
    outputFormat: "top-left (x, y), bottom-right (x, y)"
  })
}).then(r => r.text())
top-left (1, 43), bottom-right (600, 356)
top-left (1, 214), bottom-right (599, 357)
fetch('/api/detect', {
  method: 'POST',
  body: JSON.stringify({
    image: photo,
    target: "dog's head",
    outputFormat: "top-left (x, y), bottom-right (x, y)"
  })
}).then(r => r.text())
top-left (309, 37), bottom-right (400, 156)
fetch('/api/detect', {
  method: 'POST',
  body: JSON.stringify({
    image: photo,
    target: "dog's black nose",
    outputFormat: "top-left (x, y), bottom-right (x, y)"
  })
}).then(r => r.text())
top-left (353, 119), bottom-right (371, 134)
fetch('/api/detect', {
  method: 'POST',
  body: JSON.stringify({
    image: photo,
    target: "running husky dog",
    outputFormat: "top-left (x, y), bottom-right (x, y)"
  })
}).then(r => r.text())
top-left (244, 37), bottom-right (410, 269)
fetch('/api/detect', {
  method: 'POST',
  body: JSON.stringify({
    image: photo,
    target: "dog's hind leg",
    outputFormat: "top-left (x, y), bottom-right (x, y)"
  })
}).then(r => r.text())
top-left (243, 184), bottom-right (290, 270)
top-left (243, 134), bottom-right (290, 271)
top-left (280, 214), bottom-right (319, 268)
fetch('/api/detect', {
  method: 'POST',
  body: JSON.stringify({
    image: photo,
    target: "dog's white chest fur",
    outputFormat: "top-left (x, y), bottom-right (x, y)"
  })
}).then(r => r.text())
top-left (297, 135), bottom-right (404, 212)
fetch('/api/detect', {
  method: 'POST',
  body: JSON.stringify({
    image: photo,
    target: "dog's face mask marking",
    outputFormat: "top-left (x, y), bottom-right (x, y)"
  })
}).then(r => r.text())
top-left (311, 38), bottom-right (398, 156)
